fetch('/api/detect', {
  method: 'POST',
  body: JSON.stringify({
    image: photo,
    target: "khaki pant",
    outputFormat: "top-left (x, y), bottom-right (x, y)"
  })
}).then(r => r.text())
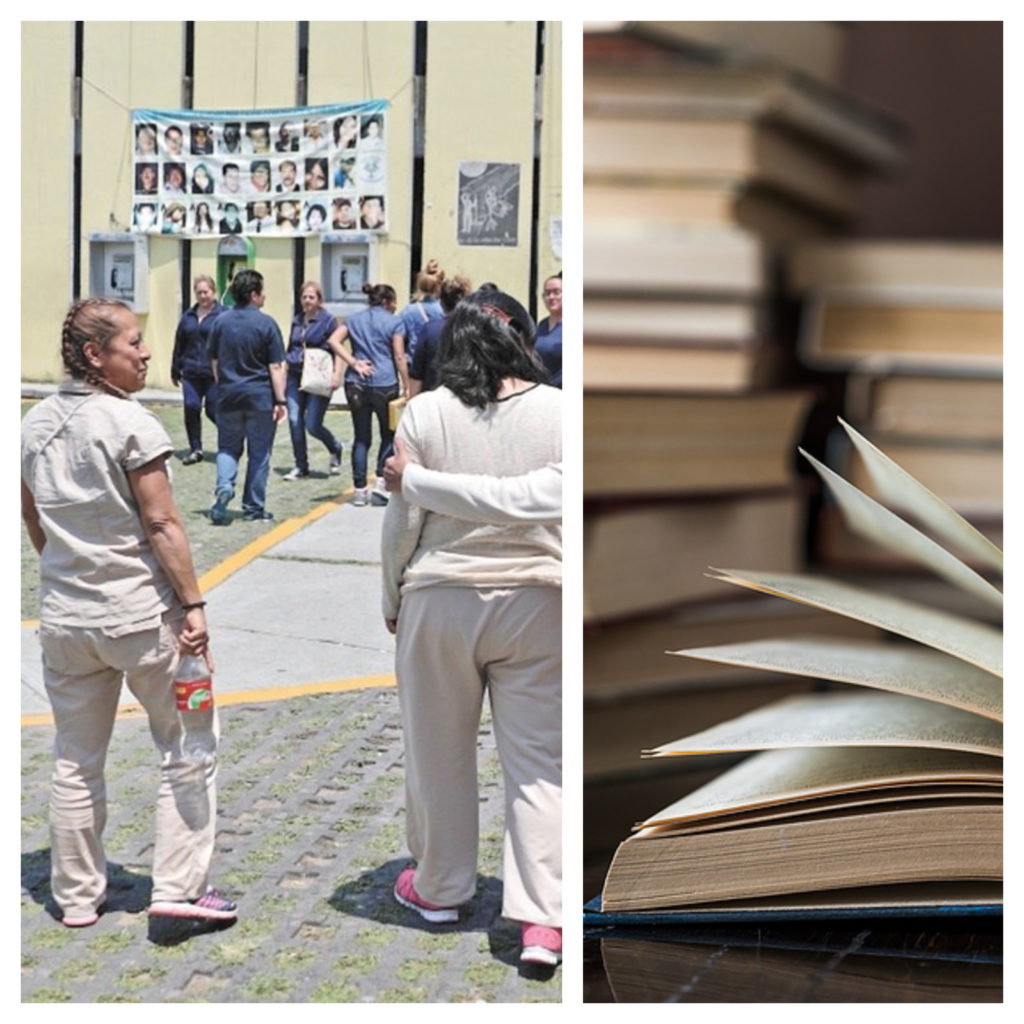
top-left (39, 613), bottom-right (217, 916)
top-left (395, 586), bottom-right (561, 927)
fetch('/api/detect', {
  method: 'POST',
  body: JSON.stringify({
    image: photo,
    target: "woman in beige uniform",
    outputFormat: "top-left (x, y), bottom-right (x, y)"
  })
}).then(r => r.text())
top-left (21, 299), bottom-right (236, 928)
top-left (381, 290), bottom-right (562, 966)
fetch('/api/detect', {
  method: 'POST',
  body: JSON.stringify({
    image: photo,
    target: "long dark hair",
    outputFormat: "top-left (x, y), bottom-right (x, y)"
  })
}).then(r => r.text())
top-left (438, 290), bottom-right (547, 409)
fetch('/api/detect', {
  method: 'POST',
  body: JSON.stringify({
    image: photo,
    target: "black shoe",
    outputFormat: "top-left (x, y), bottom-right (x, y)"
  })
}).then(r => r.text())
top-left (182, 450), bottom-right (204, 465)
top-left (242, 509), bottom-right (274, 522)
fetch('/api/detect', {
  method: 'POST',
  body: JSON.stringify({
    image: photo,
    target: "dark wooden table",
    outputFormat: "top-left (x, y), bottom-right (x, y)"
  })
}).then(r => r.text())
top-left (584, 916), bottom-right (1003, 1002)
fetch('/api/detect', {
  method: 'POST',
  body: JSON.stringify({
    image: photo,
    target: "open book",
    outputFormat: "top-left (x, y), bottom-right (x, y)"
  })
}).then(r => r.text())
top-left (598, 418), bottom-right (1002, 918)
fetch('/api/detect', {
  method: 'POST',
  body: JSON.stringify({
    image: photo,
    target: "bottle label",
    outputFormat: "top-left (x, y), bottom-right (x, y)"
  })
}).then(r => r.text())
top-left (175, 678), bottom-right (213, 712)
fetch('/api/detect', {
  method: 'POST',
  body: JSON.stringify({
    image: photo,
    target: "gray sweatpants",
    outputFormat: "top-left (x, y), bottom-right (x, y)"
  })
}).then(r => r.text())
top-left (39, 612), bottom-right (217, 917)
top-left (395, 585), bottom-right (562, 927)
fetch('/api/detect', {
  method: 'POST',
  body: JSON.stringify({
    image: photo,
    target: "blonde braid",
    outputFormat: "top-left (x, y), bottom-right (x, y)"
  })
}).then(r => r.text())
top-left (61, 299), bottom-right (132, 399)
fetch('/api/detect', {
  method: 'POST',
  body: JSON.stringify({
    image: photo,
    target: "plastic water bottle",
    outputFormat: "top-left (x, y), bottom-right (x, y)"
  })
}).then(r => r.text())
top-left (174, 653), bottom-right (216, 765)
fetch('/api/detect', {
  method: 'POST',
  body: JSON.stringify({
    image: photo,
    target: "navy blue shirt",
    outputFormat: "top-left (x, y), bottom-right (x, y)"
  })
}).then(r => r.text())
top-left (286, 308), bottom-right (338, 375)
top-left (171, 302), bottom-right (226, 380)
top-left (343, 306), bottom-right (401, 388)
top-left (208, 305), bottom-right (286, 411)
top-left (409, 316), bottom-right (445, 393)
top-left (535, 318), bottom-right (562, 388)
top-left (395, 297), bottom-right (443, 360)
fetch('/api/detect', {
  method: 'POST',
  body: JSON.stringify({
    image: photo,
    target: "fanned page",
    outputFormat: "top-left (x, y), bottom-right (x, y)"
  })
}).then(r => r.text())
top-left (707, 568), bottom-right (1002, 676)
top-left (640, 745), bottom-right (1003, 828)
top-left (839, 417), bottom-right (1004, 574)
top-left (646, 691), bottom-right (1003, 758)
top-left (800, 447), bottom-right (1002, 608)
top-left (669, 636), bottom-right (1002, 720)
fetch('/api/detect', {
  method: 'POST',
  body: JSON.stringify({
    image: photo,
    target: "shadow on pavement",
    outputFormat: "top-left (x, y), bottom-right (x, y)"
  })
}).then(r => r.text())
top-left (22, 849), bottom-right (153, 922)
top-left (147, 915), bottom-right (237, 946)
top-left (329, 856), bottom-right (530, 964)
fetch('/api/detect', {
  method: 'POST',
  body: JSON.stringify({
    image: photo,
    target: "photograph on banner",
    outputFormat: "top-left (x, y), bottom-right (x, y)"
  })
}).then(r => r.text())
top-left (131, 100), bottom-right (388, 238)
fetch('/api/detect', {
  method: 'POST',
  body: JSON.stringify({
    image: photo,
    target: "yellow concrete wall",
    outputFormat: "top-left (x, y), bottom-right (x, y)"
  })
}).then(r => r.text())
top-left (308, 22), bottom-right (415, 297)
top-left (21, 21), bottom-right (561, 387)
top-left (22, 23), bottom-right (76, 382)
top-left (538, 22), bottom-right (563, 297)
top-left (79, 23), bottom-right (185, 387)
top-left (421, 22), bottom-right (538, 303)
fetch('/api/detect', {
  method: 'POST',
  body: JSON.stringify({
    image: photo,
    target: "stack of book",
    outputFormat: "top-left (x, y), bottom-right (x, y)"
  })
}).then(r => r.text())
top-left (583, 21), bottom-right (907, 394)
top-left (788, 240), bottom-right (1004, 569)
top-left (582, 22), bottom-right (908, 862)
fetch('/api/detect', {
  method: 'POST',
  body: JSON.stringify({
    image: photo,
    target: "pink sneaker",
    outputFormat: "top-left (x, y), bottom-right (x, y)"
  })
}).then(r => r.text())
top-left (61, 908), bottom-right (100, 928)
top-left (521, 922), bottom-right (562, 965)
top-left (393, 867), bottom-right (458, 923)
top-left (148, 887), bottom-right (238, 921)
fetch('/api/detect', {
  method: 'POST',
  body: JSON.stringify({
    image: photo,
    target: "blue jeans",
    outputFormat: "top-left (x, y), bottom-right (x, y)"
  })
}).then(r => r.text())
top-left (344, 381), bottom-right (399, 488)
top-left (181, 376), bottom-right (218, 454)
top-left (214, 405), bottom-right (278, 514)
top-left (285, 374), bottom-right (342, 473)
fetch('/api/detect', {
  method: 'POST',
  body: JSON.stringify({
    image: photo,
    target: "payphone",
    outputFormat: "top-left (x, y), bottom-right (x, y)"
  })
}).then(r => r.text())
top-left (320, 233), bottom-right (380, 319)
top-left (88, 234), bottom-right (150, 312)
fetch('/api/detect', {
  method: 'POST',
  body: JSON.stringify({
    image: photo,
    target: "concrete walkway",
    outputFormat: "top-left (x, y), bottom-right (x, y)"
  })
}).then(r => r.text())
top-left (20, 493), bottom-right (562, 1001)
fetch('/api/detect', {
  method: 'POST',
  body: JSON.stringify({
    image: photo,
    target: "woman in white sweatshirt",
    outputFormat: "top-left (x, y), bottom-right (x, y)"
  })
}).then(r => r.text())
top-left (381, 290), bottom-right (562, 966)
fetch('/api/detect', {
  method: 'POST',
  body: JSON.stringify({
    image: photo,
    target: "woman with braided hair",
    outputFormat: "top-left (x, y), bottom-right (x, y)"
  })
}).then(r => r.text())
top-left (21, 299), bottom-right (237, 929)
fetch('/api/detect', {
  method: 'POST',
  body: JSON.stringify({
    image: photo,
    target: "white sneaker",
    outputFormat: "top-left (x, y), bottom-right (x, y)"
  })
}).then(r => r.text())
top-left (352, 487), bottom-right (370, 507)
top-left (370, 479), bottom-right (390, 506)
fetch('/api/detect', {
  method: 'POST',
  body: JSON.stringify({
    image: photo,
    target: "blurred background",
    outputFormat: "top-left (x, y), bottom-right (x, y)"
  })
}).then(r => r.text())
top-left (582, 20), bottom-right (1003, 900)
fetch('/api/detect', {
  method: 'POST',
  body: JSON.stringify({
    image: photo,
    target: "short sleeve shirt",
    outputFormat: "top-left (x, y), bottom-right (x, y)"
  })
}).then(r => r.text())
top-left (343, 306), bottom-right (401, 388)
top-left (208, 305), bottom-right (287, 411)
top-left (21, 382), bottom-right (177, 628)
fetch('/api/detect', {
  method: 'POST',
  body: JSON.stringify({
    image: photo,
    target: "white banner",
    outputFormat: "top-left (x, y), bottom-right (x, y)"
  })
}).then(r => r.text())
top-left (132, 100), bottom-right (388, 239)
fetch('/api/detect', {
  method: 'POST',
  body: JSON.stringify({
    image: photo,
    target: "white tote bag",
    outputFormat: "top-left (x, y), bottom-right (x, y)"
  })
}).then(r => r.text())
top-left (300, 345), bottom-right (335, 397)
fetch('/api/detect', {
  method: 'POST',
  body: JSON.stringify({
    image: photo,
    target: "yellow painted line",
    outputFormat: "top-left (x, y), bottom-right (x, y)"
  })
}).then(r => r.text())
top-left (197, 491), bottom-right (350, 591)
top-left (22, 492), bottom-right (384, 727)
top-left (21, 491), bottom-right (352, 631)
top-left (21, 672), bottom-right (396, 728)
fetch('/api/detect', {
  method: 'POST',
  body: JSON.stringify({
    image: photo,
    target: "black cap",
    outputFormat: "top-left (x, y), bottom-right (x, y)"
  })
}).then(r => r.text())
top-left (465, 289), bottom-right (536, 346)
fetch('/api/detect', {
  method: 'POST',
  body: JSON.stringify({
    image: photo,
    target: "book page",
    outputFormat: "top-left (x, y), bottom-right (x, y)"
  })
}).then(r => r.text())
top-left (644, 785), bottom-right (1001, 836)
top-left (647, 691), bottom-right (1003, 758)
top-left (801, 447), bottom-right (1002, 608)
top-left (708, 568), bottom-right (1002, 676)
top-left (641, 745), bottom-right (1003, 827)
top-left (671, 636), bottom-right (1003, 720)
top-left (840, 417), bottom-right (1003, 574)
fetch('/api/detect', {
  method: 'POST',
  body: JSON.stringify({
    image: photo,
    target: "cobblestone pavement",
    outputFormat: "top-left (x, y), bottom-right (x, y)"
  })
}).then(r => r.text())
top-left (21, 687), bottom-right (561, 1002)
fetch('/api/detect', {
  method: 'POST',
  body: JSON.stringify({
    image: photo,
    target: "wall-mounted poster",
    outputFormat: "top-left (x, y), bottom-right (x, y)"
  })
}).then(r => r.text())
top-left (131, 100), bottom-right (389, 239)
top-left (457, 162), bottom-right (519, 247)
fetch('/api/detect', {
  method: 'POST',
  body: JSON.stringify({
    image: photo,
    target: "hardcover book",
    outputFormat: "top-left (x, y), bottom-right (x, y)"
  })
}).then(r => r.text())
top-left (596, 419), bottom-right (1002, 918)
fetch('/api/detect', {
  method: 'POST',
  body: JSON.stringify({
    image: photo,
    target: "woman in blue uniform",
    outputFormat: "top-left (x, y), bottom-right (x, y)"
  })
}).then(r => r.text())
top-left (170, 275), bottom-right (225, 465)
top-left (282, 281), bottom-right (347, 480)
top-left (534, 272), bottom-right (562, 388)
top-left (334, 282), bottom-right (408, 505)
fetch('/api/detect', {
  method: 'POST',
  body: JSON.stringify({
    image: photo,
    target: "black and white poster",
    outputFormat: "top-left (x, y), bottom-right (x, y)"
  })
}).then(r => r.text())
top-left (457, 162), bottom-right (519, 247)
top-left (131, 100), bottom-right (389, 239)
